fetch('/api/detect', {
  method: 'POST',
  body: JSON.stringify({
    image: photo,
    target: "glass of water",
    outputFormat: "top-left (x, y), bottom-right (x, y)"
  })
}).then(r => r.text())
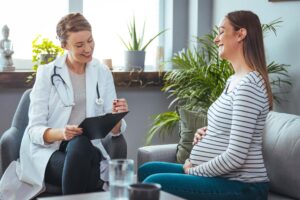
top-left (109, 159), bottom-right (134, 200)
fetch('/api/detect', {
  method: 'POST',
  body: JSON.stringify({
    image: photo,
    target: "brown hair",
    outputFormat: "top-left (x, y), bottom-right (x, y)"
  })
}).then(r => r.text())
top-left (56, 13), bottom-right (92, 48)
top-left (226, 10), bottom-right (273, 110)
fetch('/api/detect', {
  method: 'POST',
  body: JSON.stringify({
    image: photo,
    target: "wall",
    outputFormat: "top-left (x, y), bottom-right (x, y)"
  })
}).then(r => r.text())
top-left (212, 0), bottom-right (300, 115)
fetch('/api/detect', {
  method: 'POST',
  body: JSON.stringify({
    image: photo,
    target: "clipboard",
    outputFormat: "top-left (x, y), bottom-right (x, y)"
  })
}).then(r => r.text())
top-left (79, 111), bottom-right (129, 140)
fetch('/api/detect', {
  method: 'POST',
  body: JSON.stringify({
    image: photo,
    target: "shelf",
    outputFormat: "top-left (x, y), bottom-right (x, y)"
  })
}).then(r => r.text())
top-left (0, 69), bottom-right (165, 89)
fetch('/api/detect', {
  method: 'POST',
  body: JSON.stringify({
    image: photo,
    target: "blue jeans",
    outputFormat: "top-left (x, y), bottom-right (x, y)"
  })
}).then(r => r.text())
top-left (138, 162), bottom-right (269, 200)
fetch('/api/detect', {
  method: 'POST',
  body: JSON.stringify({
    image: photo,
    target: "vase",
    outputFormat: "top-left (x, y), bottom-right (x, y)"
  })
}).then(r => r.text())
top-left (124, 51), bottom-right (145, 71)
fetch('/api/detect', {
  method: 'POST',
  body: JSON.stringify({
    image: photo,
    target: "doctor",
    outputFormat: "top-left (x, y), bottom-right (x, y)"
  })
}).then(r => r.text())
top-left (0, 13), bottom-right (128, 199)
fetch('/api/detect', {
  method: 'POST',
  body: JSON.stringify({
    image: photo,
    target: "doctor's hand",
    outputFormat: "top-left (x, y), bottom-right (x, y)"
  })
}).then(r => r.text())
top-left (192, 126), bottom-right (207, 145)
top-left (44, 126), bottom-right (83, 143)
top-left (111, 98), bottom-right (128, 135)
top-left (112, 98), bottom-right (128, 113)
top-left (62, 125), bottom-right (83, 141)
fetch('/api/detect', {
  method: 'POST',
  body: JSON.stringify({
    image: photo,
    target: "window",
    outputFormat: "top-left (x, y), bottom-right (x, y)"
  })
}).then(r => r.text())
top-left (83, 0), bottom-right (160, 67)
top-left (0, 0), bottom-right (160, 69)
top-left (0, 0), bottom-right (68, 69)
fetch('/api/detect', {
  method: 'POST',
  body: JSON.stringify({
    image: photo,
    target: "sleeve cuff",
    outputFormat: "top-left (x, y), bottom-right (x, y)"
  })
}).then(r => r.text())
top-left (111, 119), bottom-right (127, 137)
top-left (28, 126), bottom-right (52, 146)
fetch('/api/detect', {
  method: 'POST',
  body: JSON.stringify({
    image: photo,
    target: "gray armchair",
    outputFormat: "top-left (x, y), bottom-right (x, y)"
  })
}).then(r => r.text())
top-left (0, 89), bottom-right (127, 197)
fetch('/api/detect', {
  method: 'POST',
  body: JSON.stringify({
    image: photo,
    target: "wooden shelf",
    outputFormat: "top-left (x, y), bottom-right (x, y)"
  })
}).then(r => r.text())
top-left (0, 69), bottom-right (165, 89)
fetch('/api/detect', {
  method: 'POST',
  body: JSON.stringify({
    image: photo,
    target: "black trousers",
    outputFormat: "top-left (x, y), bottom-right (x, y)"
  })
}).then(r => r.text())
top-left (44, 135), bottom-right (103, 195)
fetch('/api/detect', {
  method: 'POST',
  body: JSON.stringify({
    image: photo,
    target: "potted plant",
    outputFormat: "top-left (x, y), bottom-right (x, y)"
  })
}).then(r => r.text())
top-left (119, 16), bottom-right (167, 70)
top-left (146, 19), bottom-right (291, 161)
top-left (27, 35), bottom-right (64, 82)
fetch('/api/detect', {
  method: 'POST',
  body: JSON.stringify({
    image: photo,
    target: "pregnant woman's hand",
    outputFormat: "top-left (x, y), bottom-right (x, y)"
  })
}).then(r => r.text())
top-left (192, 126), bottom-right (207, 145)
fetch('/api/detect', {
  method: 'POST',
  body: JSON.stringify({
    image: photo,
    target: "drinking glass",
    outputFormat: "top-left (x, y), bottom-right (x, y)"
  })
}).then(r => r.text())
top-left (109, 159), bottom-right (134, 200)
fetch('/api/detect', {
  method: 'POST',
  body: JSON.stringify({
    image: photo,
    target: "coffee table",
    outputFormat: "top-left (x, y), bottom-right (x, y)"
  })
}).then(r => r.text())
top-left (37, 190), bottom-right (186, 200)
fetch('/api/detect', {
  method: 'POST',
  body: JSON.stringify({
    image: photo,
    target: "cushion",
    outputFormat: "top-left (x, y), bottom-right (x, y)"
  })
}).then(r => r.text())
top-left (176, 107), bottom-right (207, 163)
top-left (263, 111), bottom-right (300, 199)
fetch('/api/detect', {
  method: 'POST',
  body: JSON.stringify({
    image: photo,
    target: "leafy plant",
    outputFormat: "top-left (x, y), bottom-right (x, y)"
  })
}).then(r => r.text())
top-left (27, 35), bottom-right (64, 83)
top-left (145, 19), bottom-right (291, 145)
top-left (31, 35), bottom-right (64, 71)
top-left (119, 16), bottom-right (167, 51)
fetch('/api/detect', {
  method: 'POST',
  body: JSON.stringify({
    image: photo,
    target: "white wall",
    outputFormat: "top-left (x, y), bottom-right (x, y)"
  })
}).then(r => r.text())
top-left (212, 0), bottom-right (300, 115)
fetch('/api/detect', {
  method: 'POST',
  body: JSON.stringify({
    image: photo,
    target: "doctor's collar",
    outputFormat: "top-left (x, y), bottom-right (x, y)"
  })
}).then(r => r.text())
top-left (53, 54), bottom-right (68, 69)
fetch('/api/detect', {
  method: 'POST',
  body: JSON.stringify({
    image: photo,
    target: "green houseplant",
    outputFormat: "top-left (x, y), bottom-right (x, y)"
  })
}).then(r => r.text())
top-left (27, 35), bottom-right (64, 82)
top-left (120, 16), bottom-right (167, 70)
top-left (146, 19), bottom-right (291, 148)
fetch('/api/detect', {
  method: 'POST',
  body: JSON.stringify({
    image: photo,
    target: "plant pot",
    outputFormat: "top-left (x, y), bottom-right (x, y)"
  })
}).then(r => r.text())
top-left (124, 51), bottom-right (145, 71)
top-left (40, 54), bottom-right (57, 64)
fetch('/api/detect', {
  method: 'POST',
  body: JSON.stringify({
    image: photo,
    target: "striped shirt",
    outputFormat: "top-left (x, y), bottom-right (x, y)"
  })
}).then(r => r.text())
top-left (189, 71), bottom-right (269, 183)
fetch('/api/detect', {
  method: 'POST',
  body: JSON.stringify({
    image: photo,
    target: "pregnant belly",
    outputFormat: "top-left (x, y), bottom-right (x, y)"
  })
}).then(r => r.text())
top-left (189, 137), bottom-right (228, 166)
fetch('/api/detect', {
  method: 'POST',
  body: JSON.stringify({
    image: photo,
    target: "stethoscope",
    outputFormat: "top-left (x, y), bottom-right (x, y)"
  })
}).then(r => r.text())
top-left (51, 65), bottom-right (104, 107)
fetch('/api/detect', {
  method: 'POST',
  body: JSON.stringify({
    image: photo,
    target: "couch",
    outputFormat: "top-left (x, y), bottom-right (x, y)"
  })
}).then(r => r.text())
top-left (0, 89), bottom-right (127, 198)
top-left (138, 111), bottom-right (300, 200)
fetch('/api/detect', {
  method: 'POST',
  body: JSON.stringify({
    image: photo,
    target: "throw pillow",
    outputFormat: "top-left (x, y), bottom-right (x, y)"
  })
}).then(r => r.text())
top-left (176, 107), bottom-right (207, 164)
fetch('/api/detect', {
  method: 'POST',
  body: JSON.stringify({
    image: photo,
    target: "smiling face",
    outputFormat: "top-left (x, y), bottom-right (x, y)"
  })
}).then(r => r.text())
top-left (214, 17), bottom-right (243, 61)
top-left (65, 30), bottom-right (95, 65)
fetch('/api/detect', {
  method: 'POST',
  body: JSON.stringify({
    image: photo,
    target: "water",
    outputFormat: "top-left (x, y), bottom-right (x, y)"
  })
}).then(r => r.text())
top-left (110, 181), bottom-right (129, 200)
top-left (109, 159), bottom-right (134, 200)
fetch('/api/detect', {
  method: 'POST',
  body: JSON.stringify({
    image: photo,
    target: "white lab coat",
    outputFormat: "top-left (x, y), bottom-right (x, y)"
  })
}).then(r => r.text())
top-left (0, 54), bottom-right (126, 200)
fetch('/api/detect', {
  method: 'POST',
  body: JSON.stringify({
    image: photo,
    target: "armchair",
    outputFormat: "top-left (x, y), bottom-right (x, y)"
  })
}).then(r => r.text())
top-left (0, 89), bottom-right (127, 197)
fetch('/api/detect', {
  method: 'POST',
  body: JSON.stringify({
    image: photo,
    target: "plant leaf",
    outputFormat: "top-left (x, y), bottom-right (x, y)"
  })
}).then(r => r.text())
top-left (145, 112), bottom-right (180, 145)
top-left (141, 29), bottom-right (168, 51)
top-left (120, 15), bottom-right (168, 51)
